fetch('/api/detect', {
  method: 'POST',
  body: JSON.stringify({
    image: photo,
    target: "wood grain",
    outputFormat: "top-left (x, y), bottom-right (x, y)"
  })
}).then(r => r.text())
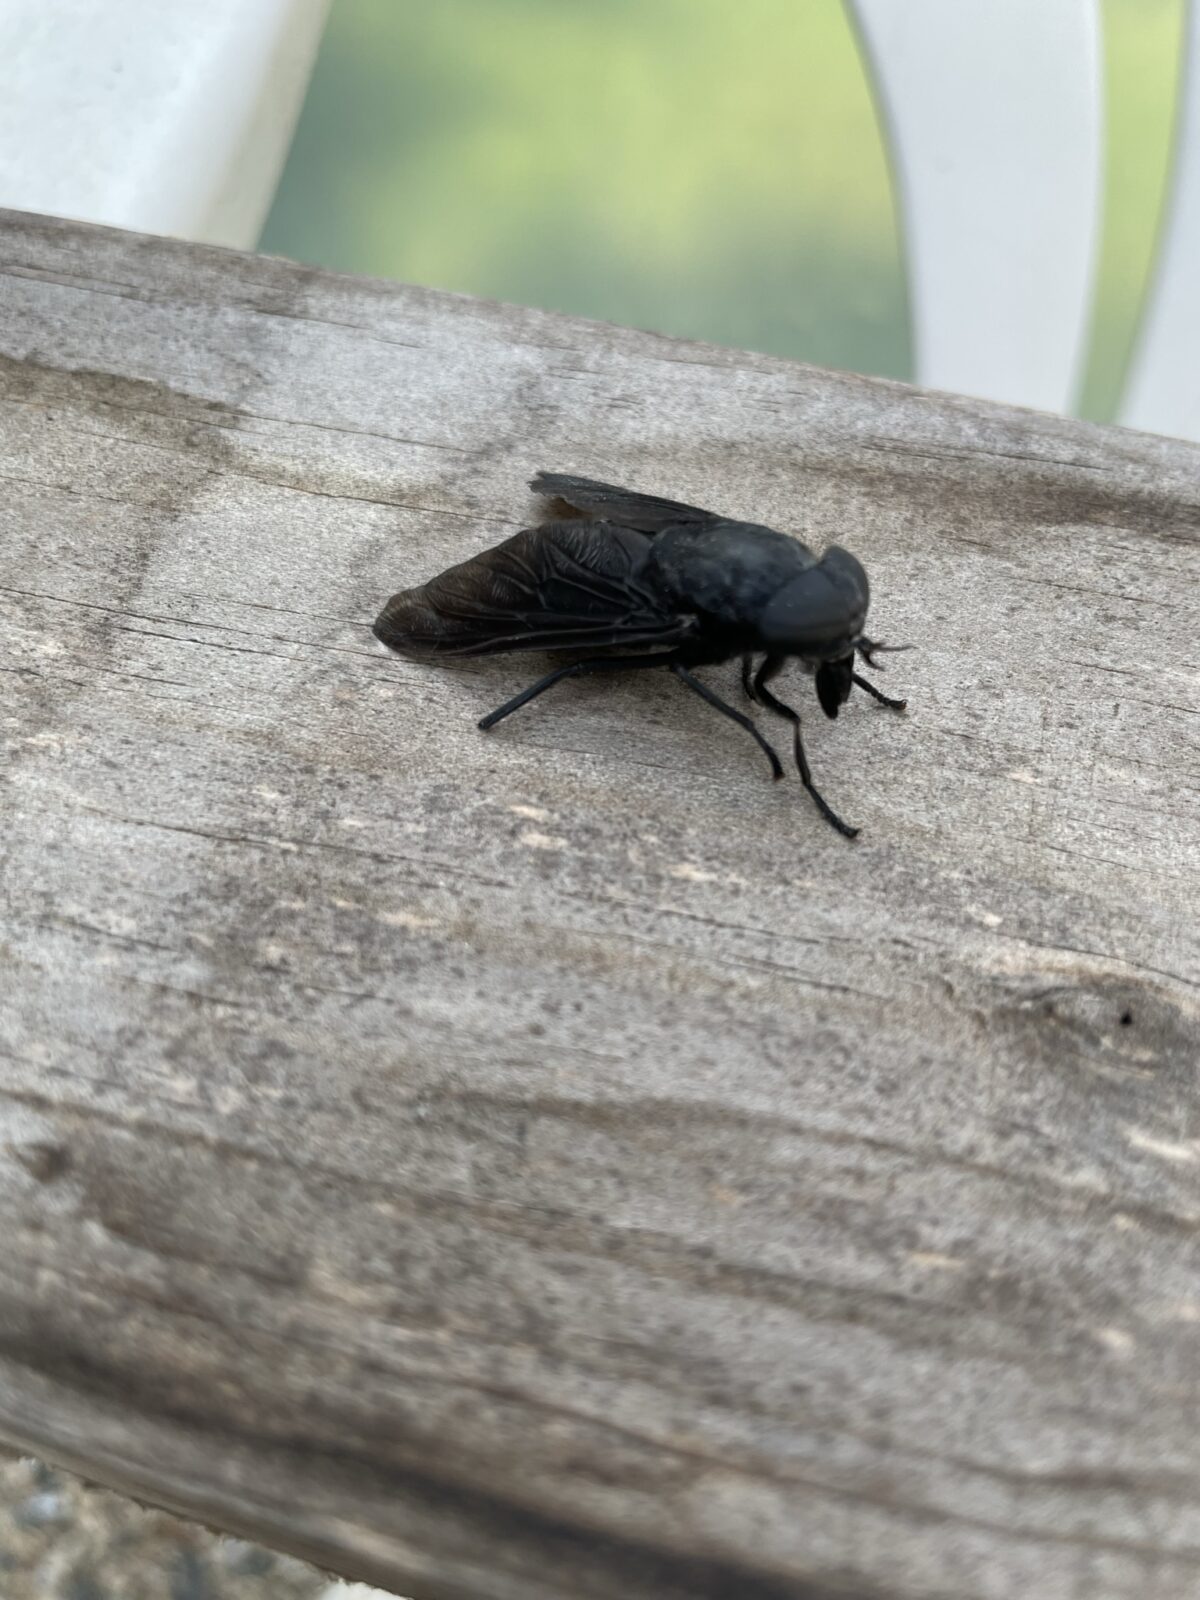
top-left (1, 207), bottom-right (1198, 1600)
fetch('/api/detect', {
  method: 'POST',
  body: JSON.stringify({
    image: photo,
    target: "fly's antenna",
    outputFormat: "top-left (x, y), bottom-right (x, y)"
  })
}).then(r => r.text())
top-left (855, 636), bottom-right (913, 670)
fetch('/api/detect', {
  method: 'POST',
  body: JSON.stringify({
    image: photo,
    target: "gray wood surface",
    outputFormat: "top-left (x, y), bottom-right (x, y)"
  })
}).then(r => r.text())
top-left (1, 207), bottom-right (1198, 1600)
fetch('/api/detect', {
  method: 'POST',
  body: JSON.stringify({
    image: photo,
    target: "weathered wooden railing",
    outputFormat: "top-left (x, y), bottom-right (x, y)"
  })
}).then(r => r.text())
top-left (1, 208), bottom-right (1198, 1600)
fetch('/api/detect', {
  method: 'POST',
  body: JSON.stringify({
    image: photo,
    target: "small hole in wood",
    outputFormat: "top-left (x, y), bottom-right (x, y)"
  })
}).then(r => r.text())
top-left (1119, 1009), bottom-right (1133, 1027)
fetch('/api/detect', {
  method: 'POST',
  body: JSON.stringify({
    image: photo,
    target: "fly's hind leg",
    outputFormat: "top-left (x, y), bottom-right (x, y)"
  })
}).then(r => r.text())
top-left (478, 651), bottom-right (681, 729)
top-left (480, 648), bottom-right (786, 786)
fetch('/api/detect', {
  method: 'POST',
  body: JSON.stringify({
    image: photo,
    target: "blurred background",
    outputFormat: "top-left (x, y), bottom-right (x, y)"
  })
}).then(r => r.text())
top-left (260, 0), bottom-right (1185, 423)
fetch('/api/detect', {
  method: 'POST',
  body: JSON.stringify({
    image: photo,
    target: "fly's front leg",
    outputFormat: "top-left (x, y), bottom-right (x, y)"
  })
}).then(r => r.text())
top-left (852, 671), bottom-right (907, 711)
top-left (753, 655), bottom-right (858, 838)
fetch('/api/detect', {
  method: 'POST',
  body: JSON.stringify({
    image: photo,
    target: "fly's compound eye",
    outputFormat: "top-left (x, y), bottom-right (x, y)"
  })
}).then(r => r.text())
top-left (760, 567), bottom-right (865, 654)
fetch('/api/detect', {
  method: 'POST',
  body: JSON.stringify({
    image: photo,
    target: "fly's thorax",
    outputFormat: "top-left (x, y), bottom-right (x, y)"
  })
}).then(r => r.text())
top-left (644, 522), bottom-right (817, 625)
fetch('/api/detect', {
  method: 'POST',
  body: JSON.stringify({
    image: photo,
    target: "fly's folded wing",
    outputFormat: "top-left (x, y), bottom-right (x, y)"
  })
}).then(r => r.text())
top-left (374, 520), bottom-right (696, 658)
top-left (530, 471), bottom-right (719, 534)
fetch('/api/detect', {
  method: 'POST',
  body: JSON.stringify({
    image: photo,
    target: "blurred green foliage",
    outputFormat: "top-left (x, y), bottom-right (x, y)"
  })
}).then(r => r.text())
top-left (1083, 0), bottom-right (1183, 418)
top-left (261, 0), bottom-right (1183, 421)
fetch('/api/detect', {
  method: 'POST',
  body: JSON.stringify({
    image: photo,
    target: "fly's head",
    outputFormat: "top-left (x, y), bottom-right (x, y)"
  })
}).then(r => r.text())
top-left (759, 547), bottom-right (867, 718)
top-left (759, 546), bottom-right (868, 656)
top-left (759, 547), bottom-right (910, 719)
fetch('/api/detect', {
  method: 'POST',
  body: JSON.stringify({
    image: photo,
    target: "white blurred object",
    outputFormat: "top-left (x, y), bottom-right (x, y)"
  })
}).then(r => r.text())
top-left (316, 1585), bottom-right (407, 1600)
top-left (0, 0), bottom-right (330, 248)
top-left (1, 0), bottom-right (1196, 439)
top-left (850, 0), bottom-right (1103, 416)
top-left (1120, 0), bottom-right (1200, 438)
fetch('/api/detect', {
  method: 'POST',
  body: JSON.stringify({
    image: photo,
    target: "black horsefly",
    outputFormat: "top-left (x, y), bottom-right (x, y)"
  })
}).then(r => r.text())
top-left (373, 472), bottom-right (910, 837)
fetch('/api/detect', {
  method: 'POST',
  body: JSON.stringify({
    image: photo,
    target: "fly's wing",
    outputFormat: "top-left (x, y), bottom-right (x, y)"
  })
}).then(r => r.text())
top-left (530, 471), bottom-right (719, 534)
top-left (374, 520), bottom-right (695, 659)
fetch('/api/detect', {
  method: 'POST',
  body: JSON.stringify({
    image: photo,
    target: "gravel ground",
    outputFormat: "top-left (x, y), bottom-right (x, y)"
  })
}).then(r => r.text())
top-left (0, 1456), bottom-right (399, 1600)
